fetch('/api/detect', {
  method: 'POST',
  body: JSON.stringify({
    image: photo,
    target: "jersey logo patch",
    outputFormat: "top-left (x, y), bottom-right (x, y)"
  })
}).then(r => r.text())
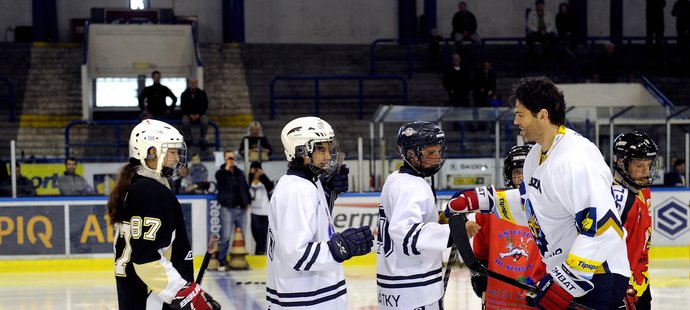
top-left (185, 251), bottom-right (193, 260)
top-left (525, 198), bottom-right (549, 256)
top-left (528, 177), bottom-right (542, 193)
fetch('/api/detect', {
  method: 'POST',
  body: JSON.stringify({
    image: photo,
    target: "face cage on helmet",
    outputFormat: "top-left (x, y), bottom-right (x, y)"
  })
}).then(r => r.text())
top-left (302, 138), bottom-right (340, 176)
top-left (401, 142), bottom-right (447, 177)
top-left (618, 156), bottom-right (658, 188)
top-left (158, 142), bottom-right (188, 178)
top-left (503, 162), bottom-right (523, 189)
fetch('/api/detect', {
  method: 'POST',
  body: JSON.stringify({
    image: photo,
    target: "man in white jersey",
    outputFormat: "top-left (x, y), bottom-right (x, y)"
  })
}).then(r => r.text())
top-left (376, 121), bottom-right (453, 310)
top-left (446, 77), bottom-right (630, 309)
top-left (265, 116), bottom-right (374, 309)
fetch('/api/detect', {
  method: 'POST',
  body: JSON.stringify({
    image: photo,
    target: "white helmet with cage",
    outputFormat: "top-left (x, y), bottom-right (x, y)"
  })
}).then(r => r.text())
top-left (281, 116), bottom-right (338, 174)
top-left (129, 119), bottom-right (187, 178)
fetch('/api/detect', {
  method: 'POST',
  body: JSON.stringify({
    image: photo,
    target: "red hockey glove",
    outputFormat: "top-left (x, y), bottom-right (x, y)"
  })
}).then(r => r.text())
top-left (170, 282), bottom-right (221, 310)
top-left (623, 285), bottom-right (638, 310)
top-left (445, 186), bottom-right (496, 218)
top-left (529, 264), bottom-right (594, 310)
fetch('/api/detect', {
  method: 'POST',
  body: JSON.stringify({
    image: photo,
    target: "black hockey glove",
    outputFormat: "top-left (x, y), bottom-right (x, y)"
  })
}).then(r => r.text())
top-left (170, 282), bottom-right (221, 310)
top-left (327, 226), bottom-right (374, 263)
top-left (321, 164), bottom-right (349, 195)
top-left (470, 261), bottom-right (488, 298)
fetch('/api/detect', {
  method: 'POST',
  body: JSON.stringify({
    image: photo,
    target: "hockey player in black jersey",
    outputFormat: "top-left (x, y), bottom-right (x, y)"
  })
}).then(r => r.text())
top-left (107, 119), bottom-right (220, 310)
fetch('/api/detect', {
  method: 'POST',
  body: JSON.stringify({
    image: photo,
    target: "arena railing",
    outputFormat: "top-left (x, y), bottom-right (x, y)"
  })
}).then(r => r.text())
top-left (0, 75), bottom-right (15, 122)
top-left (64, 119), bottom-right (221, 161)
top-left (269, 74), bottom-right (409, 120)
top-left (641, 75), bottom-right (675, 107)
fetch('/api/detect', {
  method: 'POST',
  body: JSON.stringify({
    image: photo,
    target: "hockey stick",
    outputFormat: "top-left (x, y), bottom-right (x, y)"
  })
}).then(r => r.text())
top-left (196, 234), bottom-right (219, 285)
top-left (442, 244), bottom-right (459, 295)
top-left (448, 214), bottom-right (593, 310)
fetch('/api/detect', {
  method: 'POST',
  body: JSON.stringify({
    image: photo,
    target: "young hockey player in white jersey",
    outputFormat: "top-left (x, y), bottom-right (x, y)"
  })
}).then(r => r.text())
top-left (376, 121), bottom-right (452, 310)
top-left (446, 77), bottom-right (630, 309)
top-left (266, 116), bottom-right (374, 309)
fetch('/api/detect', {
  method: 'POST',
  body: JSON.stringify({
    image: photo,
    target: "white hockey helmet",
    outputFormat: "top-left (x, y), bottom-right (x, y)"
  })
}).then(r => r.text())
top-left (129, 119), bottom-right (187, 178)
top-left (281, 116), bottom-right (338, 173)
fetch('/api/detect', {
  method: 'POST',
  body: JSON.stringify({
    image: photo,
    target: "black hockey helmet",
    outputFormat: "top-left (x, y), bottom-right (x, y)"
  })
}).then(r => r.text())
top-left (503, 144), bottom-right (533, 189)
top-left (397, 121), bottom-right (447, 177)
top-left (613, 131), bottom-right (658, 189)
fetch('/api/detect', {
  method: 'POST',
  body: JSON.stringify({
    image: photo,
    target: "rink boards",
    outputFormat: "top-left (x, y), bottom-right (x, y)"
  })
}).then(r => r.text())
top-left (1, 189), bottom-right (690, 272)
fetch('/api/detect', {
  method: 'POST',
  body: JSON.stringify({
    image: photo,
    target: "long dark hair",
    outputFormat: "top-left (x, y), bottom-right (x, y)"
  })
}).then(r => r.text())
top-left (107, 159), bottom-right (140, 224)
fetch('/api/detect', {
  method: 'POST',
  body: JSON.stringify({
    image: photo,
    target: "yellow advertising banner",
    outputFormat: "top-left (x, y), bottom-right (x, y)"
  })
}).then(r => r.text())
top-left (19, 163), bottom-right (83, 196)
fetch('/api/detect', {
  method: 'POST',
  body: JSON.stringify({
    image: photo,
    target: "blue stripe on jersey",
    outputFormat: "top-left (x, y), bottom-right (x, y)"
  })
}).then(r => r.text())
top-left (410, 223), bottom-right (425, 255)
top-left (266, 280), bottom-right (347, 306)
top-left (376, 275), bottom-right (443, 289)
top-left (403, 223), bottom-right (421, 256)
top-left (293, 242), bottom-right (314, 271)
top-left (376, 267), bottom-right (443, 281)
top-left (266, 288), bottom-right (347, 307)
top-left (304, 243), bottom-right (321, 271)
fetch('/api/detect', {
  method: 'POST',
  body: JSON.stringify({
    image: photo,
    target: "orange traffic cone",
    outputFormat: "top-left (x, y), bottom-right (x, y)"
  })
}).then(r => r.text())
top-left (228, 227), bottom-right (250, 270)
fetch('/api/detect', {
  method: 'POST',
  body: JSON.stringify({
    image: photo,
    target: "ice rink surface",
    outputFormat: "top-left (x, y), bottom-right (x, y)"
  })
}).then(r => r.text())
top-left (1, 258), bottom-right (689, 309)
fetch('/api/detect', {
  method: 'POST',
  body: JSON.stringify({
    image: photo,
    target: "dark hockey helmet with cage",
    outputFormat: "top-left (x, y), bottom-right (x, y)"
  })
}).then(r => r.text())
top-left (503, 144), bottom-right (533, 189)
top-left (396, 121), bottom-right (447, 177)
top-left (613, 131), bottom-right (658, 189)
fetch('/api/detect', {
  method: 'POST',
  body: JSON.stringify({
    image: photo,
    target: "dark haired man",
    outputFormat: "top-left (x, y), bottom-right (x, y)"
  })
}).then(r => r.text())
top-left (447, 77), bottom-right (629, 309)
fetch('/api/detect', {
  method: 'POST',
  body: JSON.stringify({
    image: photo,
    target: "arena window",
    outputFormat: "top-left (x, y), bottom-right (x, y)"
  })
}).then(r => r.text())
top-left (95, 77), bottom-right (186, 108)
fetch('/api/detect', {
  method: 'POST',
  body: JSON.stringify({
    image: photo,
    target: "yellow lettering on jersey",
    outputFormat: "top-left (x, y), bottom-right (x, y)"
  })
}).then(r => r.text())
top-left (566, 253), bottom-right (602, 274)
top-left (495, 191), bottom-right (517, 224)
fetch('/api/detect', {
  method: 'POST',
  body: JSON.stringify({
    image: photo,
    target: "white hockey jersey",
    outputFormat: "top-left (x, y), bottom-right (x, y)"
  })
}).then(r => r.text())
top-left (266, 171), bottom-right (347, 309)
top-left (376, 169), bottom-right (451, 309)
top-left (494, 128), bottom-right (630, 280)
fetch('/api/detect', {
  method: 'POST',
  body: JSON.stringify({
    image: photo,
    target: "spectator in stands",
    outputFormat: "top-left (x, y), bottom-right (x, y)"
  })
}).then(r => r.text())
top-left (473, 61), bottom-right (497, 107)
top-left (646, 0), bottom-right (666, 52)
top-left (171, 165), bottom-right (194, 195)
top-left (138, 70), bottom-right (177, 120)
top-left (180, 78), bottom-right (209, 150)
top-left (555, 2), bottom-right (576, 50)
top-left (215, 150), bottom-right (251, 270)
top-left (595, 41), bottom-right (626, 83)
top-left (672, 0), bottom-right (690, 50)
top-left (526, 0), bottom-right (558, 57)
top-left (187, 153), bottom-right (210, 194)
top-left (451, 1), bottom-right (481, 51)
top-left (57, 157), bottom-right (92, 196)
top-left (238, 121), bottom-right (273, 162)
top-left (664, 158), bottom-right (686, 186)
top-left (248, 161), bottom-right (273, 255)
top-left (442, 53), bottom-right (472, 107)
top-left (0, 162), bottom-right (36, 197)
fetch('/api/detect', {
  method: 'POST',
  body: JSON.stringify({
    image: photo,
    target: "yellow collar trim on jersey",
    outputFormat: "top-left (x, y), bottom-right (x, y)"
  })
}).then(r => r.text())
top-left (539, 125), bottom-right (567, 165)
